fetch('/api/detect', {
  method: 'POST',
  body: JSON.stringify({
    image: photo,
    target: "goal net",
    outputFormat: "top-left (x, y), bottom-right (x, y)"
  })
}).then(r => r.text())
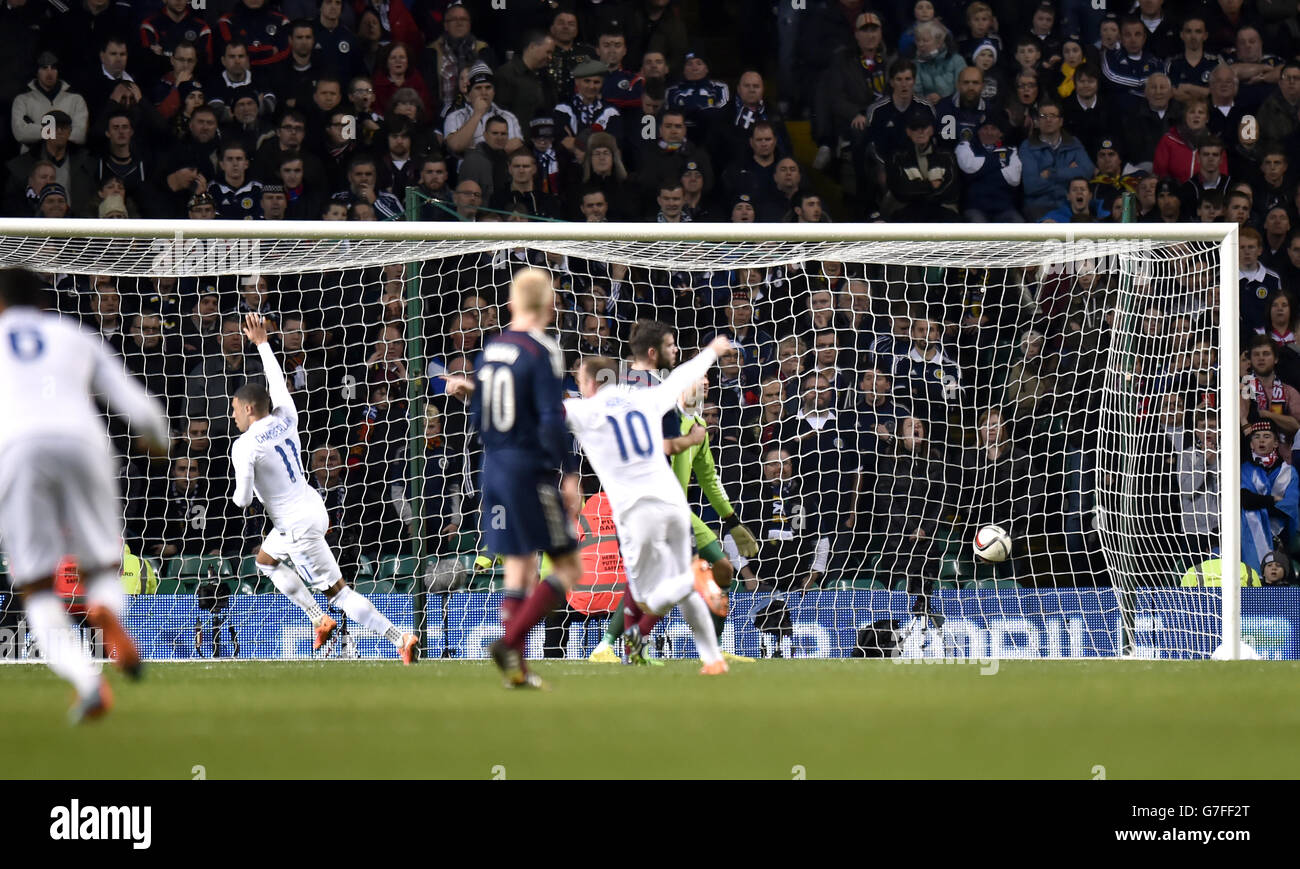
top-left (0, 220), bottom-right (1263, 662)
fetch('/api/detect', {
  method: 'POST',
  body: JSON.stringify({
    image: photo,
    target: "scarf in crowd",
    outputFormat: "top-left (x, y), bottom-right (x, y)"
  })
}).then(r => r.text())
top-left (533, 146), bottom-right (559, 193)
top-left (566, 95), bottom-right (607, 130)
top-left (1250, 373), bottom-right (1287, 421)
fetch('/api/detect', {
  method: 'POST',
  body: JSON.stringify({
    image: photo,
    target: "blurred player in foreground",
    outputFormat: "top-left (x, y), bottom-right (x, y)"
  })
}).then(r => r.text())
top-left (565, 338), bottom-right (734, 675)
top-left (444, 268), bottom-right (585, 688)
top-left (0, 268), bottom-right (169, 722)
top-left (232, 313), bottom-right (417, 663)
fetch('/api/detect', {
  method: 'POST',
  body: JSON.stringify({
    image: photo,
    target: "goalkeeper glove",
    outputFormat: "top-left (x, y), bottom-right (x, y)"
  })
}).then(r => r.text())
top-left (723, 512), bottom-right (759, 557)
top-left (1240, 488), bottom-right (1275, 511)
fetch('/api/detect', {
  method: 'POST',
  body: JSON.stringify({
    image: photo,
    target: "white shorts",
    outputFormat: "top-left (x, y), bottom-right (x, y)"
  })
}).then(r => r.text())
top-left (0, 436), bottom-right (122, 585)
top-left (260, 512), bottom-right (343, 592)
top-left (616, 499), bottom-right (692, 606)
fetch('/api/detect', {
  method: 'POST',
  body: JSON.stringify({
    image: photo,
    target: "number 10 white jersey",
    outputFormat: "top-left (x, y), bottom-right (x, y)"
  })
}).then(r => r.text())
top-left (563, 348), bottom-right (717, 526)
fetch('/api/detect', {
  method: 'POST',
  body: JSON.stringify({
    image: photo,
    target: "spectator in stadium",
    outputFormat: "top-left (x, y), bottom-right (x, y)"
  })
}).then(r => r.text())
top-left (1061, 63), bottom-right (1114, 159)
top-left (423, 0), bottom-right (496, 115)
top-left (1230, 25), bottom-right (1284, 110)
top-left (1260, 550), bottom-right (1298, 586)
top-left (208, 142), bottom-right (263, 220)
top-left (1019, 101), bottom-right (1094, 221)
top-left (1040, 177), bottom-right (1107, 223)
top-left (1206, 62), bottom-right (1246, 144)
top-left (456, 115), bottom-right (512, 202)
top-left (1241, 334), bottom-right (1300, 462)
top-left (343, 77), bottom-right (383, 147)
top-left (720, 120), bottom-right (782, 204)
top-left (1255, 289), bottom-right (1298, 349)
top-left (1254, 149), bottom-right (1293, 219)
top-left (337, 154), bottom-right (403, 220)
top-left (218, 0), bottom-right (291, 69)
top-left (1262, 208), bottom-right (1292, 272)
top-left (180, 287), bottom-right (222, 363)
top-left (869, 414), bottom-right (947, 593)
top-left (205, 40), bottom-right (270, 123)
top-left (132, 455), bottom-right (229, 560)
top-left (734, 445), bottom-right (827, 592)
top-left (896, 314), bottom-right (960, 432)
top-left (186, 314), bottom-right (265, 438)
top-left (489, 149), bottom-right (561, 219)
top-left (1224, 188), bottom-right (1253, 226)
top-left (855, 362), bottom-right (911, 445)
top-left (122, 311), bottom-right (184, 416)
top-left (1240, 228), bottom-right (1283, 335)
top-left (310, 444), bottom-right (366, 573)
top-left (373, 42), bottom-right (431, 121)
top-left (633, 108), bottom-right (712, 207)
top-left (494, 31), bottom-right (556, 133)
top-left (1257, 61), bottom-right (1300, 148)
top-left (864, 60), bottom-right (934, 203)
top-left (1000, 329), bottom-right (1059, 436)
top-left (1166, 15), bottom-right (1217, 105)
top-left (665, 49), bottom-right (730, 134)
top-left (1181, 151), bottom-right (1232, 216)
top-left (3, 109), bottom-right (95, 218)
top-left (883, 110), bottom-right (959, 222)
top-left (140, 0), bottom-right (213, 67)
top-left (913, 19), bottom-right (966, 106)
top-left (12, 52), bottom-right (88, 148)
top-left (1152, 99), bottom-right (1218, 183)
top-left (1177, 409), bottom-right (1218, 559)
top-left (1000, 67), bottom-right (1041, 146)
top-left (1101, 15), bottom-right (1163, 103)
top-left (34, 183), bottom-right (71, 218)
top-left (1123, 73), bottom-right (1176, 169)
top-left (555, 59), bottom-right (622, 160)
top-left (413, 155), bottom-right (454, 218)
top-left (1241, 421), bottom-right (1299, 575)
top-left (824, 11), bottom-right (888, 168)
top-left (150, 44), bottom-right (203, 124)
top-left (443, 64), bottom-right (522, 156)
top-left (956, 114), bottom-right (1023, 222)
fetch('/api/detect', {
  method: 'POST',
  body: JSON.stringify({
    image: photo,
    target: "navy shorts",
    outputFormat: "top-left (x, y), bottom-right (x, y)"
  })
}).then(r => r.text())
top-left (480, 462), bottom-right (578, 558)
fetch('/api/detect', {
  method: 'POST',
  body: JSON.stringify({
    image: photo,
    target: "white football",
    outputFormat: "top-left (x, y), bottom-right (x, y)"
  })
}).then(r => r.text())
top-left (973, 524), bottom-right (1012, 563)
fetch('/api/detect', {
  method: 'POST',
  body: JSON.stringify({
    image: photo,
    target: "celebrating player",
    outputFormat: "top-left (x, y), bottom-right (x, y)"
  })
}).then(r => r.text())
top-left (231, 313), bottom-right (417, 663)
top-left (589, 320), bottom-right (759, 664)
top-left (443, 268), bottom-right (585, 688)
top-left (565, 337), bottom-right (734, 675)
top-left (0, 268), bottom-right (169, 723)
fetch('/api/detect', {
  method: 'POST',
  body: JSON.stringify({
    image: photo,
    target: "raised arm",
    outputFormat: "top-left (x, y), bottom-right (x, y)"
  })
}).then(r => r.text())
top-left (651, 336), bottom-right (730, 416)
top-left (243, 313), bottom-right (296, 424)
top-left (89, 335), bottom-right (169, 455)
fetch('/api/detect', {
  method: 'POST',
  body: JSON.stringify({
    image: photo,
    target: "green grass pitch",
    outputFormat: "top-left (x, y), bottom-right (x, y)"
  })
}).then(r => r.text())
top-left (3, 659), bottom-right (1299, 779)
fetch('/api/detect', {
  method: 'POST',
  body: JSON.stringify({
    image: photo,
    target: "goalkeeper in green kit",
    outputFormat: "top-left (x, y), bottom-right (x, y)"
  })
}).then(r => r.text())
top-left (589, 369), bottom-right (760, 664)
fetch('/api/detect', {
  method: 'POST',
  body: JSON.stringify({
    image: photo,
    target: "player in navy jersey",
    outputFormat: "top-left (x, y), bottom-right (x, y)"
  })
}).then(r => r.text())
top-left (444, 268), bottom-right (583, 688)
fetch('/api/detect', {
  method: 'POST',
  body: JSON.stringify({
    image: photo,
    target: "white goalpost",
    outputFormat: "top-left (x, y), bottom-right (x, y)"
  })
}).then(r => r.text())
top-left (0, 219), bottom-right (1256, 661)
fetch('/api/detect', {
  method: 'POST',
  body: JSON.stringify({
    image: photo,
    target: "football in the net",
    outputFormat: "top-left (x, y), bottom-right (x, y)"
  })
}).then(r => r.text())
top-left (973, 525), bottom-right (1012, 563)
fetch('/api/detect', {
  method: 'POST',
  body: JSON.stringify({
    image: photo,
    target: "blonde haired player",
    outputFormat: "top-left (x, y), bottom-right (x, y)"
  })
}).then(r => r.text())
top-left (231, 313), bottom-right (417, 663)
top-left (564, 338), bottom-right (734, 675)
top-left (0, 268), bottom-right (169, 722)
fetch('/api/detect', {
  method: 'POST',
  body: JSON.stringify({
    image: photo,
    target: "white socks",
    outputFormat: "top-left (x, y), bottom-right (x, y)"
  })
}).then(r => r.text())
top-left (24, 591), bottom-right (101, 699)
top-left (644, 571), bottom-right (695, 616)
top-left (331, 586), bottom-right (404, 646)
top-left (85, 569), bottom-right (125, 620)
top-left (260, 561), bottom-right (325, 625)
top-left (677, 592), bottom-right (723, 666)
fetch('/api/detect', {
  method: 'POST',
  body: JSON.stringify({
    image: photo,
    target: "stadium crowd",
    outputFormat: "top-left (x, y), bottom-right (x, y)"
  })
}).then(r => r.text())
top-left (4, 0), bottom-right (1300, 592)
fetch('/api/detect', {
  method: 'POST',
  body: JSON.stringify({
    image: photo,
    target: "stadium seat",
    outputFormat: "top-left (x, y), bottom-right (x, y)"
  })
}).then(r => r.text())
top-left (364, 555), bottom-right (421, 593)
top-left (974, 579), bottom-right (1023, 589)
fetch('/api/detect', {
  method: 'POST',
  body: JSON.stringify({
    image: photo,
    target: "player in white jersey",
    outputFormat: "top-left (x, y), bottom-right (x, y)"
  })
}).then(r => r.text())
top-left (563, 336), bottom-right (732, 675)
top-left (0, 268), bottom-right (170, 722)
top-left (231, 313), bottom-right (418, 663)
